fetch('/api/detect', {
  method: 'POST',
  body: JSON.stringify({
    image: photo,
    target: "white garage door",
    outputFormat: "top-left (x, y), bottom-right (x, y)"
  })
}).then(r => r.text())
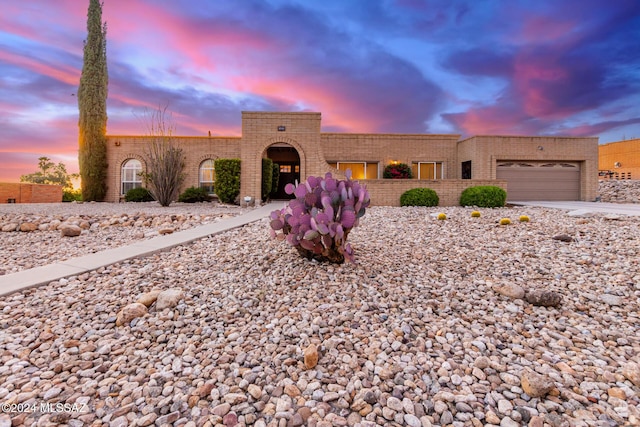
top-left (496, 162), bottom-right (580, 201)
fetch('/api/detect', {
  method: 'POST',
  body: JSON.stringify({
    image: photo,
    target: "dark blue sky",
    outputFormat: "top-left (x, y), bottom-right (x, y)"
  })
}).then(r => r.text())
top-left (1, 0), bottom-right (639, 181)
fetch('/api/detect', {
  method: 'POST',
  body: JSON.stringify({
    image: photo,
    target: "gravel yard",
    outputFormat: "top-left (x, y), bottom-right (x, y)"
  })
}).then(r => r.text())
top-left (0, 200), bottom-right (639, 427)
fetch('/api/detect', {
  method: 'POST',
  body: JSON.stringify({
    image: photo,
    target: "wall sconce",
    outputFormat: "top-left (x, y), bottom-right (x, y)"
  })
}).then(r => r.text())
top-left (277, 126), bottom-right (286, 131)
top-left (614, 162), bottom-right (621, 168)
top-left (537, 146), bottom-right (543, 151)
top-left (114, 141), bottom-right (121, 146)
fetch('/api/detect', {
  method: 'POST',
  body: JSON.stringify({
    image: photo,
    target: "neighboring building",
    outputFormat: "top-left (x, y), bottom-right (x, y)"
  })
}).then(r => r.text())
top-left (0, 183), bottom-right (62, 204)
top-left (105, 111), bottom-right (599, 205)
top-left (598, 138), bottom-right (640, 180)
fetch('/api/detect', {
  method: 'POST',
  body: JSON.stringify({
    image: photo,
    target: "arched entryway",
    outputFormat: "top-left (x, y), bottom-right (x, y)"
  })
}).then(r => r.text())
top-left (267, 144), bottom-right (301, 199)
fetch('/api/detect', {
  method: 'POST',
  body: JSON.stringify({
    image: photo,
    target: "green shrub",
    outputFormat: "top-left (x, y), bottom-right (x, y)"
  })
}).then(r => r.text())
top-left (271, 163), bottom-right (280, 197)
top-left (262, 158), bottom-right (273, 201)
top-left (214, 159), bottom-right (241, 204)
top-left (383, 163), bottom-right (413, 179)
top-left (178, 186), bottom-right (211, 203)
top-left (400, 188), bottom-right (439, 206)
top-left (459, 186), bottom-right (506, 207)
top-left (125, 187), bottom-right (154, 202)
top-left (62, 189), bottom-right (82, 202)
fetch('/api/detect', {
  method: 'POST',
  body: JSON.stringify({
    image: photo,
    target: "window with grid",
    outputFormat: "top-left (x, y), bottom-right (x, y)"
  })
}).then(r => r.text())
top-left (199, 159), bottom-right (216, 194)
top-left (121, 159), bottom-right (142, 194)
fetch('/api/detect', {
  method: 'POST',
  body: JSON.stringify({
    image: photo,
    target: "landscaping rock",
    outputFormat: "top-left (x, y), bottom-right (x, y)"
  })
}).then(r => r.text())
top-left (115, 302), bottom-right (148, 326)
top-left (521, 370), bottom-right (555, 398)
top-left (525, 289), bottom-right (562, 307)
top-left (155, 288), bottom-right (184, 310)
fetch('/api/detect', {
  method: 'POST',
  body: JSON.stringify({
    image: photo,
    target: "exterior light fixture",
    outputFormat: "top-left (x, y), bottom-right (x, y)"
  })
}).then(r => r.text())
top-left (614, 162), bottom-right (621, 168)
top-left (277, 126), bottom-right (286, 131)
top-left (114, 141), bottom-right (121, 146)
top-left (537, 146), bottom-right (543, 151)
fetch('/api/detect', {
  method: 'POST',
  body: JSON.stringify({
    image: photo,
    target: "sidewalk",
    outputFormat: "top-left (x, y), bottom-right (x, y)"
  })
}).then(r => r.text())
top-left (0, 202), bottom-right (281, 297)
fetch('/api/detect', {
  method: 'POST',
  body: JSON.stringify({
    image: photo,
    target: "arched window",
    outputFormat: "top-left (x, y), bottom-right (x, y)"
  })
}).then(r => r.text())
top-left (199, 159), bottom-right (215, 194)
top-left (121, 159), bottom-right (142, 194)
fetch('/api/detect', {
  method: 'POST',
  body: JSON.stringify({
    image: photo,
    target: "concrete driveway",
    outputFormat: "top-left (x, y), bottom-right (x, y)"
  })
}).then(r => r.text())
top-left (511, 201), bottom-right (640, 216)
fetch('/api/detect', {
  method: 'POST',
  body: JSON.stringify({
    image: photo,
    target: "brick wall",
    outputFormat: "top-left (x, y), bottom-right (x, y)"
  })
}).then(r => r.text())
top-left (103, 112), bottom-right (599, 204)
top-left (105, 135), bottom-right (242, 202)
top-left (0, 183), bottom-right (63, 203)
top-left (458, 135), bottom-right (599, 201)
top-left (364, 179), bottom-right (507, 207)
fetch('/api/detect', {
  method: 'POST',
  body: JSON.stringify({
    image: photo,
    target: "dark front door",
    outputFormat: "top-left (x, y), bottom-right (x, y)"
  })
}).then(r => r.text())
top-left (267, 145), bottom-right (301, 199)
top-left (274, 162), bottom-right (300, 199)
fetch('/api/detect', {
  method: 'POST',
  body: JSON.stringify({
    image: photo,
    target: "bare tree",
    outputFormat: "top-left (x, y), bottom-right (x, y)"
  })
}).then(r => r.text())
top-left (139, 106), bottom-right (185, 207)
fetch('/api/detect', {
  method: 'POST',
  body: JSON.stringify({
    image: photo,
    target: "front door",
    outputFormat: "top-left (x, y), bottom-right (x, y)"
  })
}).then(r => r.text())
top-left (267, 145), bottom-right (301, 199)
top-left (274, 162), bottom-right (300, 199)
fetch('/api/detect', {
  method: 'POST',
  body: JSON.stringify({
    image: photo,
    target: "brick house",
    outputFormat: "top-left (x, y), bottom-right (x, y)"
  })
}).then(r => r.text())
top-left (105, 111), bottom-right (599, 206)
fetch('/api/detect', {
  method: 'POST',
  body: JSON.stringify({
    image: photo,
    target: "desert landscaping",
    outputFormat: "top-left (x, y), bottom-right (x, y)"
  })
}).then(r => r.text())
top-left (0, 182), bottom-right (639, 427)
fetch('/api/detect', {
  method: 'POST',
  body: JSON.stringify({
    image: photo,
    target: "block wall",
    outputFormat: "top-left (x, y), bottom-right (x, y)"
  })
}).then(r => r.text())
top-left (240, 112), bottom-right (328, 203)
top-left (458, 135), bottom-right (599, 201)
top-left (364, 179), bottom-right (507, 207)
top-left (598, 138), bottom-right (640, 180)
top-left (0, 183), bottom-right (63, 203)
top-left (105, 135), bottom-right (242, 202)
top-left (320, 133), bottom-right (461, 178)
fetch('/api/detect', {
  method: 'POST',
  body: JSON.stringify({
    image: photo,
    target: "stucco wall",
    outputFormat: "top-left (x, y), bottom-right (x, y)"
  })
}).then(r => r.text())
top-left (0, 183), bottom-right (63, 203)
top-left (598, 138), bottom-right (640, 180)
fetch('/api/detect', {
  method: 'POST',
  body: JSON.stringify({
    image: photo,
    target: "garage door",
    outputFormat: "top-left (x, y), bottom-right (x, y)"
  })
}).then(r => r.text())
top-left (496, 162), bottom-right (580, 201)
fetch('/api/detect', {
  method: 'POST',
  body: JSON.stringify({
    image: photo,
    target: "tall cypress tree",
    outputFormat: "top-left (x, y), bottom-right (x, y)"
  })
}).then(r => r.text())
top-left (78, 0), bottom-right (108, 201)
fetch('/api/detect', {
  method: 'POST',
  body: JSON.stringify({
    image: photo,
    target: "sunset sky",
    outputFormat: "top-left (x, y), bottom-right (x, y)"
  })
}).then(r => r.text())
top-left (1, 0), bottom-right (639, 182)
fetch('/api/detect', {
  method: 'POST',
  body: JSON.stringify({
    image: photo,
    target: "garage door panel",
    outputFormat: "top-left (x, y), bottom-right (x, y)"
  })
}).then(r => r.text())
top-left (497, 165), bottom-right (580, 201)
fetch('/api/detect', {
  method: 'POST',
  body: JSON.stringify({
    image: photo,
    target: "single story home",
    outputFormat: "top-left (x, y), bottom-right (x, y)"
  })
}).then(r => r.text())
top-left (598, 138), bottom-right (640, 180)
top-left (104, 111), bottom-right (599, 206)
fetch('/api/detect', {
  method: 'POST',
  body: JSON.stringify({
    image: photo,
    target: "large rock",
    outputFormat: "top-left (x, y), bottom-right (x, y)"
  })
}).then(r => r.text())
top-left (304, 344), bottom-right (318, 369)
top-left (60, 224), bottom-right (82, 237)
top-left (116, 303), bottom-right (148, 326)
top-left (156, 288), bottom-right (184, 310)
top-left (493, 283), bottom-right (525, 299)
top-left (19, 222), bottom-right (37, 232)
top-left (525, 289), bottom-right (562, 307)
top-left (600, 294), bottom-right (623, 306)
top-left (622, 363), bottom-right (640, 387)
top-left (137, 290), bottom-right (162, 307)
top-left (1, 223), bottom-right (18, 232)
top-left (521, 370), bottom-right (554, 398)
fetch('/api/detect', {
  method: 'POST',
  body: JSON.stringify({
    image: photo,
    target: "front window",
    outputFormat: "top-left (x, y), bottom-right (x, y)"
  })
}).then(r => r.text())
top-left (412, 162), bottom-right (443, 179)
top-left (329, 162), bottom-right (378, 179)
top-left (121, 159), bottom-right (142, 194)
top-left (199, 159), bottom-right (215, 194)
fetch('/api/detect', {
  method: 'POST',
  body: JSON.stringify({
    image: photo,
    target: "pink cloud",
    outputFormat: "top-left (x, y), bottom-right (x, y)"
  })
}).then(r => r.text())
top-left (0, 51), bottom-right (79, 86)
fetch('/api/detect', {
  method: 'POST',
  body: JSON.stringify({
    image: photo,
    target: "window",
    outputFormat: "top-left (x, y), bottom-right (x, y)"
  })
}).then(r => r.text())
top-left (280, 165), bottom-right (292, 173)
top-left (412, 162), bottom-right (443, 179)
top-left (328, 162), bottom-right (378, 179)
top-left (121, 159), bottom-right (142, 194)
top-left (199, 159), bottom-right (215, 194)
top-left (461, 161), bottom-right (472, 179)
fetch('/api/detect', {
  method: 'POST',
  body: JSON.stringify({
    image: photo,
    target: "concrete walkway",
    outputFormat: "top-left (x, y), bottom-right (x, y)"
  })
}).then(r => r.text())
top-left (511, 201), bottom-right (640, 216)
top-left (0, 202), bottom-right (281, 297)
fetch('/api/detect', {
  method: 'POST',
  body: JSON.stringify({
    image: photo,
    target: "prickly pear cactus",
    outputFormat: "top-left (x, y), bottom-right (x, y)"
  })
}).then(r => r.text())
top-left (269, 170), bottom-right (370, 263)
